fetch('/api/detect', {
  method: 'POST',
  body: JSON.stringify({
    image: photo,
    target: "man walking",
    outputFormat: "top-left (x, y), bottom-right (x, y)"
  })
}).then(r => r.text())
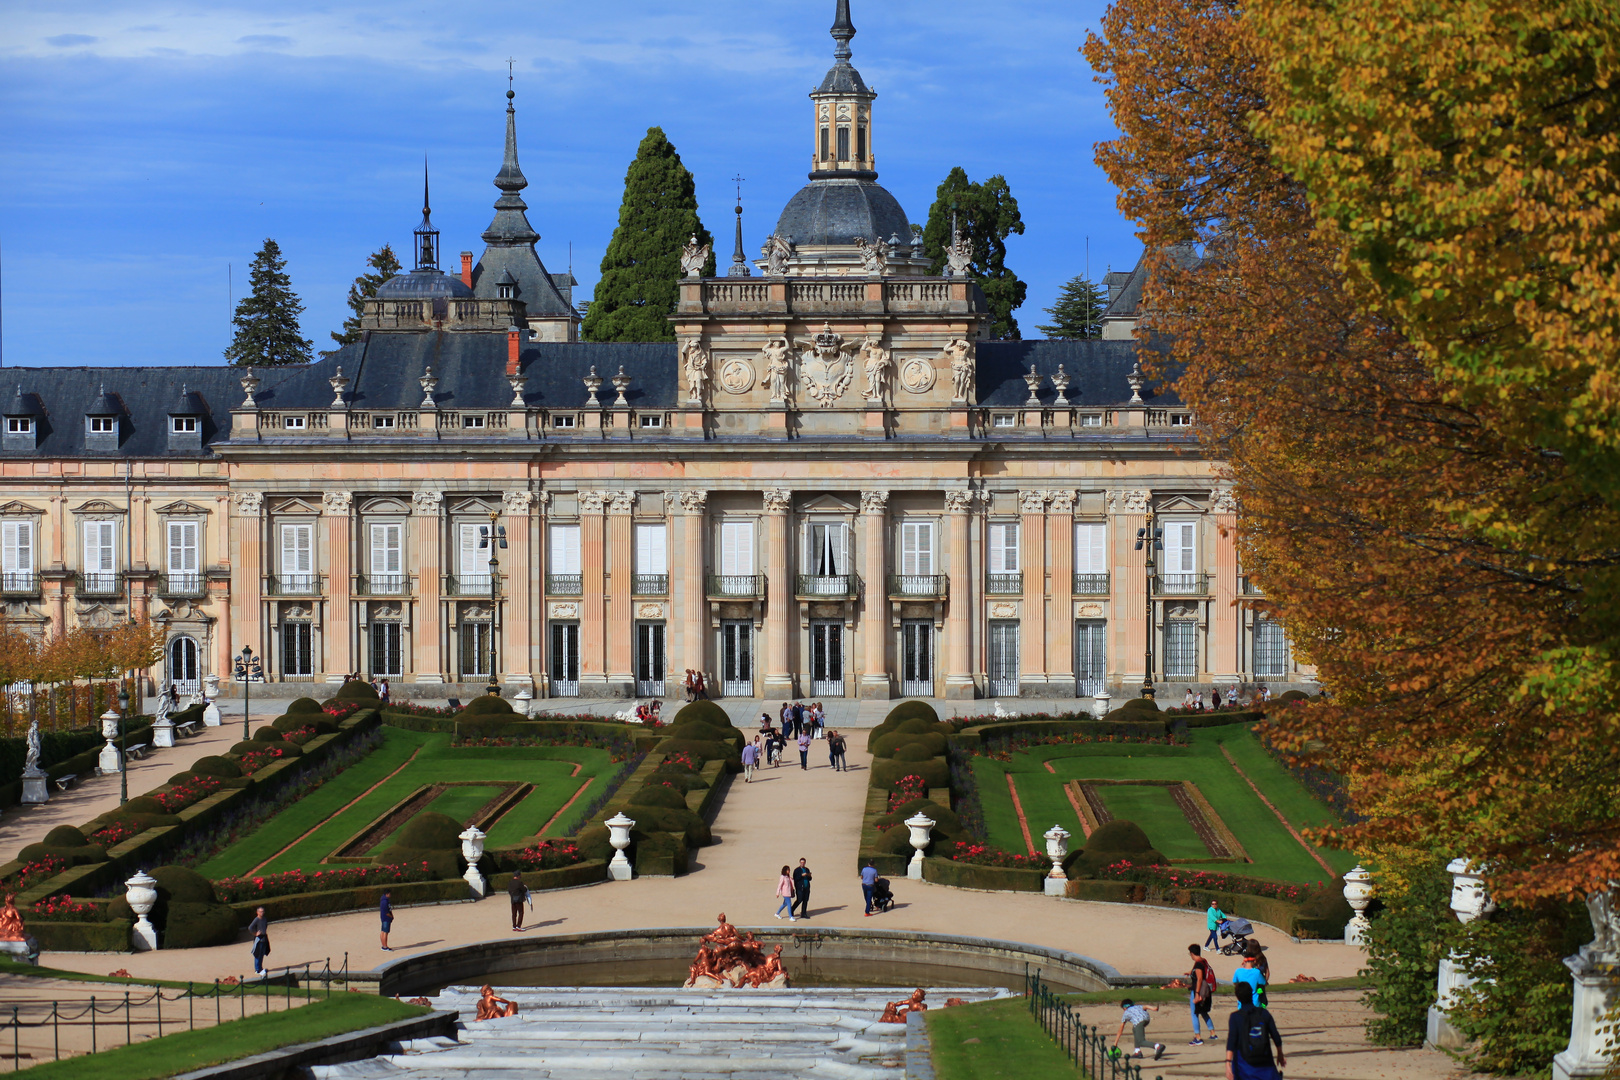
top-left (797, 729), bottom-right (812, 769)
top-left (741, 737), bottom-right (760, 782)
top-left (828, 729), bottom-right (847, 771)
top-left (860, 859), bottom-right (879, 916)
top-left (508, 871), bottom-right (528, 931)
top-left (379, 890), bottom-right (394, 951)
top-left (792, 858), bottom-right (813, 919)
top-left (248, 906), bottom-right (270, 975)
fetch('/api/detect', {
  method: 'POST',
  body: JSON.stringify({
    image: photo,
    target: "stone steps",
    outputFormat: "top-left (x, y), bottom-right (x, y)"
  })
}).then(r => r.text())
top-left (312, 986), bottom-right (1009, 1080)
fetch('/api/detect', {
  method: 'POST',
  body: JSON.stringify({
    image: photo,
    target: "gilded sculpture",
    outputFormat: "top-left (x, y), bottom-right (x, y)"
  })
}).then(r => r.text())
top-left (682, 913), bottom-right (791, 989)
top-left (0, 896), bottom-right (26, 942)
top-left (879, 987), bottom-right (928, 1023)
top-left (474, 984), bottom-right (519, 1019)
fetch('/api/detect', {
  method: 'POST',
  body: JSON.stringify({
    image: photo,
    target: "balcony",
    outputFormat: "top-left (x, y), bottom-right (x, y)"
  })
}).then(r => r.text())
top-left (546, 574), bottom-right (583, 596)
top-left (75, 571), bottom-right (123, 597)
top-left (444, 573), bottom-right (502, 598)
top-left (1072, 572), bottom-right (1110, 595)
top-left (707, 574), bottom-right (766, 599)
top-left (632, 574), bottom-right (668, 596)
top-left (159, 573), bottom-right (208, 599)
top-left (265, 574), bottom-right (324, 597)
top-left (1241, 576), bottom-right (1265, 596)
top-left (0, 572), bottom-right (39, 597)
top-left (985, 573), bottom-right (1023, 595)
top-left (353, 574), bottom-right (413, 597)
top-left (888, 574), bottom-right (948, 599)
top-left (795, 574), bottom-right (858, 600)
top-left (1154, 573), bottom-right (1211, 597)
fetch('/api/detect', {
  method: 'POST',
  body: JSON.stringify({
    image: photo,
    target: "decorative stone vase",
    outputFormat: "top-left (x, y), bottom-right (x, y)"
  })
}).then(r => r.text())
top-left (514, 688), bottom-right (534, 719)
top-left (1091, 690), bottom-right (1111, 719)
top-left (203, 673), bottom-right (221, 699)
top-left (126, 871), bottom-right (159, 951)
top-left (606, 813), bottom-right (636, 881)
top-left (459, 827), bottom-right (488, 897)
top-left (905, 813), bottom-right (936, 881)
top-left (1553, 884), bottom-right (1619, 1080)
top-left (1043, 825), bottom-right (1071, 896)
top-left (98, 709), bottom-right (123, 776)
top-left (1428, 857), bottom-right (1495, 1048)
top-left (1343, 865), bottom-right (1374, 945)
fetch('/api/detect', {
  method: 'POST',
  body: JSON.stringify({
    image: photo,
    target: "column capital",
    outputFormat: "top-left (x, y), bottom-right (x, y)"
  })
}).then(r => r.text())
top-left (762, 488), bottom-right (792, 514)
top-left (607, 491), bottom-right (636, 515)
top-left (860, 490), bottom-right (889, 515)
top-left (1019, 490), bottom-right (1050, 515)
top-left (1107, 489), bottom-right (1150, 514)
top-left (1048, 490), bottom-right (1076, 515)
top-left (676, 490), bottom-right (708, 514)
top-left (411, 489), bottom-right (444, 517)
top-left (1211, 486), bottom-right (1237, 514)
top-left (503, 490), bottom-right (536, 516)
top-left (579, 490), bottom-right (608, 514)
top-left (232, 490), bottom-right (264, 516)
top-left (322, 490), bottom-right (353, 516)
top-left (944, 489), bottom-right (974, 513)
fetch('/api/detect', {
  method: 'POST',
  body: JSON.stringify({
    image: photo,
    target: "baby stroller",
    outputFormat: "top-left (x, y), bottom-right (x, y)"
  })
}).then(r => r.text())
top-left (1218, 916), bottom-right (1254, 956)
top-left (871, 878), bottom-right (895, 913)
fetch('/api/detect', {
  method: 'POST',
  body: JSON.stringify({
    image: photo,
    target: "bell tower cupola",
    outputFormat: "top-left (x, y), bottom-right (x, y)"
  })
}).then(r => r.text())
top-left (811, 0), bottom-right (877, 179)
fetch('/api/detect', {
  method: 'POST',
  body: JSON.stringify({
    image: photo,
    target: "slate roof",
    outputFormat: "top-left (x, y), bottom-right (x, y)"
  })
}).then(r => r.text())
top-left (469, 96), bottom-right (576, 321)
top-left (976, 339), bottom-right (1180, 409)
top-left (1101, 245), bottom-right (1199, 320)
top-left (774, 178), bottom-right (912, 248)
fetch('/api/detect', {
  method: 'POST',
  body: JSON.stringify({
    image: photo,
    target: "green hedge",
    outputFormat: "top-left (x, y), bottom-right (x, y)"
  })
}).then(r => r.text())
top-left (1062, 879), bottom-right (1323, 936)
top-left (227, 877), bottom-right (473, 923)
top-left (30, 919), bottom-right (133, 952)
top-left (870, 756), bottom-right (949, 790)
top-left (0, 720), bottom-right (159, 811)
top-left (922, 858), bottom-right (1046, 892)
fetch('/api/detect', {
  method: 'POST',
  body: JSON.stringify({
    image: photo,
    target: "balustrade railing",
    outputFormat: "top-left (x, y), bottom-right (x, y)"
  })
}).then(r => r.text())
top-left (546, 574), bottom-right (583, 596)
top-left (986, 573), bottom-right (1024, 595)
top-left (1072, 572), bottom-right (1110, 595)
top-left (707, 574), bottom-right (766, 598)
top-left (888, 574), bottom-right (948, 598)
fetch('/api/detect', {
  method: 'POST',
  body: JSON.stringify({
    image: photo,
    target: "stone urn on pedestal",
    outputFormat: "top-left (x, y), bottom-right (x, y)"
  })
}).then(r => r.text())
top-left (126, 871), bottom-right (159, 951)
top-left (1091, 690), bottom-right (1111, 719)
top-left (606, 813), bottom-right (636, 881)
top-left (98, 709), bottom-right (123, 776)
top-left (459, 827), bottom-right (487, 897)
top-left (1552, 884), bottom-right (1620, 1080)
top-left (1427, 857), bottom-right (1495, 1049)
top-left (513, 688), bottom-right (534, 718)
top-left (1043, 825), bottom-right (1071, 896)
top-left (1343, 866), bottom-right (1374, 945)
top-left (905, 812), bottom-right (936, 881)
top-left (202, 674), bottom-right (222, 727)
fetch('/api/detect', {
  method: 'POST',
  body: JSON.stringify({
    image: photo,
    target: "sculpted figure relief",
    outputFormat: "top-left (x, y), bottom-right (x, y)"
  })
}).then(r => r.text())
top-left (943, 339), bottom-right (975, 402)
top-left (854, 236), bottom-right (889, 276)
top-left (0, 895), bottom-right (25, 942)
top-left (762, 234), bottom-right (795, 277)
top-left (793, 324), bottom-right (859, 408)
top-left (681, 341), bottom-right (711, 405)
top-left (945, 222), bottom-right (973, 277)
top-left (880, 988), bottom-right (929, 1024)
top-left (474, 985), bottom-right (519, 1020)
top-left (860, 338), bottom-right (892, 403)
top-left (761, 338), bottom-right (794, 404)
top-left (680, 235), bottom-right (710, 278)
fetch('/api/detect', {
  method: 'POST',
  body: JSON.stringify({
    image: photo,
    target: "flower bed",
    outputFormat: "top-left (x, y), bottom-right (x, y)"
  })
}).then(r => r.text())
top-left (323, 701), bottom-right (364, 721)
top-left (941, 841), bottom-right (1046, 869)
top-left (515, 840), bottom-right (584, 871)
top-left (2, 856), bottom-right (66, 893)
top-left (1094, 859), bottom-right (1311, 903)
top-left (281, 724), bottom-right (320, 746)
top-left (29, 894), bottom-right (100, 921)
top-left (87, 821), bottom-right (138, 848)
top-left (152, 774), bottom-right (223, 813)
top-left (657, 750), bottom-right (700, 774)
top-left (214, 860), bottom-right (436, 904)
top-left (887, 774), bottom-right (927, 811)
top-left (237, 746), bottom-right (288, 776)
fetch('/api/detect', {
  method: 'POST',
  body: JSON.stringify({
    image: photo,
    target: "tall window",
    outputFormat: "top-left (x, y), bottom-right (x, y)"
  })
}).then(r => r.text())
top-left (1166, 622), bottom-right (1198, 678)
top-left (369, 523), bottom-right (403, 594)
top-left (1255, 620), bottom-right (1290, 676)
top-left (720, 521), bottom-right (755, 575)
top-left (458, 523), bottom-right (490, 590)
top-left (1075, 522), bottom-right (1106, 591)
top-left (167, 521), bottom-right (199, 592)
top-left (1, 521), bottom-right (33, 590)
top-left (857, 126), bottom-right (867, 161)
top-left (900, 522), bottom-right (933, 575)
top-left (279, 523), bottom-right (314, 593)
top-left (989, 522), bottom-right (1020, 574)
top-left (803, 522), bottom-right (848, 576)
top-left (820, 127), bottom-right (830, 161)
top-left (635, 523), bottom-right (667, 593)
top-left (461, 623), bottom-right (491, 676)
top-left (837, 126), bottom-right (850, 160)
top-left (83, 520), bottom-right (117, 592)
top-left (1161, 519), bottom-right (1198, 593)
top-left (371, 623), bottom-right (403, 676)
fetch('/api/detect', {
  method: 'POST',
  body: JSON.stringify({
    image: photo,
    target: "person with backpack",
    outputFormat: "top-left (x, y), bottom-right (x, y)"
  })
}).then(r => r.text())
top-left (1226, 982), bottom-right (1284, 1080)
top-left (1187, 943), bottom-right (1217, 1044)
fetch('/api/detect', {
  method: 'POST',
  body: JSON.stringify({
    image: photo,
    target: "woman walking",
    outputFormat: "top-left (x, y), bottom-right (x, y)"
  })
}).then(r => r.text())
top-left (773, 865), bottom-right (797, 921)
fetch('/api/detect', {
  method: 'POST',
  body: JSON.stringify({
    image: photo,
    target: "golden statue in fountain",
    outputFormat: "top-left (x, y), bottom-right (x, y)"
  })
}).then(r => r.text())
top-left (682, 913), bottom-right (791, 989)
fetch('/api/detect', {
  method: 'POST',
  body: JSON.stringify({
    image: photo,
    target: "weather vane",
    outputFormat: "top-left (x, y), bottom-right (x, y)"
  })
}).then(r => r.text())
top-left (507, 57), bottom-right (515, 90)
top-left (732, 174), bottom-right (745, 205)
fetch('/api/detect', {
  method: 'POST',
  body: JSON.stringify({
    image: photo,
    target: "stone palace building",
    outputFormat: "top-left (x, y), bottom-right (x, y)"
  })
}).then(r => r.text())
top-left (0, 2), bottom-right (1305, 701)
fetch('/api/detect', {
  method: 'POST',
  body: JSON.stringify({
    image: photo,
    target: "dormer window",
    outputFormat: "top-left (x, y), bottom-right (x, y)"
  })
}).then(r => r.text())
top-left (171, 416), bottom-right (198, 434)
top-left (8, 418), bottom-right (33, 435)
top-left (89, 417), bottom-right (116, 434)
top-left (462, 415), bottom-right (486, 430)
top-left (373, 415), bottom-right (396, 430)
top-left (553, 414), bottom-right (576, 429)
top-left (992, 413), bottom-right (1016, 429)
top-left (284, 416), bottom-right (306, 430)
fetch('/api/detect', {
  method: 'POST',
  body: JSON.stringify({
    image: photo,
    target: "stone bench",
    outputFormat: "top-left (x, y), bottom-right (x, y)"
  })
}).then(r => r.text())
top-left (175, 721), bottom-right (202, 738)
top-left (124, 743), bottom-right (151, 760)
top-left (52, 774), bottom-right (77, 792)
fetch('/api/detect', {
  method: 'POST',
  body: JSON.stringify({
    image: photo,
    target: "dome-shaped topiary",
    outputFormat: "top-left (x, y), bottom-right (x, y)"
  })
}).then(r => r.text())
top-left (666, 721), bottom-right (729, 744)
top-left (1277, 689), bottom-right (1310, 703)
top-left (189, 756), bottom-right (242, 779)
top-left (882, 700), bottom-right (940, 727)
top-left (876, 798), bottom-right (964, 837)
top-left (671, 700), bottom-right (733, 729)
top-left (893, 742), bottom-right (934, 763)
top-left (870, 756), bottom-right (949, 790)
top-left (151, 865), bottom-right (218, 904)
top-left (43, 826), bottom-right (89, 848)
top-left (122, 795), bottom-right (167, 816)
top-left (1085, 819), bottom-right (1154, 853)
top-left (631, 804), bottom-right (712, 847)
top-left (1119, 696), bottom-right (1161, 713)
top-left (628, 784), bottom-right (689, 810)
top-left (253, 725), bottom-right (284, 743)
top-left (329, 680), bottom-right (381, 704)
top-left (395, 811), bottom-right (463, 851)
top-left (656, 738), bottom-right (737, 765)
top-left (287, 697), bottom-right (324, 714)
top-left (872, 731), bottom-right (948, 758)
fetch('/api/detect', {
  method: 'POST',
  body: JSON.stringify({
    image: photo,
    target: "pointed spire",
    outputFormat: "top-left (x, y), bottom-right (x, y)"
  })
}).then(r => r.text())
top-left (483, 83), bottom-right (539, 246)
top-left (414, 157), bottom-right (440, 270)
top-left (727, 176), bottom-right (751, 278)
top-left (831, 0), bottom-right (855, 62)
top-left (494, 82), bottom-right (527, 194)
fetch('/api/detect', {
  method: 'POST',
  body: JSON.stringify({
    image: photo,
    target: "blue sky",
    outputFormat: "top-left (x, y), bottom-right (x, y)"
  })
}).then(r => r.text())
top-left (0, 1), bottom-right (1137, 367)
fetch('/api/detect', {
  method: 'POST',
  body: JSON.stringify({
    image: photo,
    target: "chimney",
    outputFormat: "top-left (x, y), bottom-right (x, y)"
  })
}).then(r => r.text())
top-left (507, 325), bottom-right (521, 377)
top-left (460, 251), bottom-right (473, 287)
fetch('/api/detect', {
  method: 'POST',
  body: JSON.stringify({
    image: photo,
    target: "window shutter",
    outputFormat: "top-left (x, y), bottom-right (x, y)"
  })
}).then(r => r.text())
top-left (636, 524), bottom-right (667, 575)
top-left (901, 522), bottom-right (933, 576)
top-left (990, 523), bottom-right (1019, 574)
top-left (3, 522), bottom-right (32, 573)
top-left (371, 524), bottom-right (402, 575)
top-left (281, 523), bottom-right (312, 575)
top-left (1166, 521), bottom-right (1197, 573)
top-left (721, 522), bottom-right (754, 575)
top-left (549, 524), bottom-right (581, 574)
top-left (459, 524), bottom-right (482, 578)
top-left (1075, 523), bottom-right (1105, 575)
top-left (85, 521), bottom-right (116, 573)
top-left (169, 522), bottom-right (198, 573)
top-left (831, 523), bottom-right (847, 576)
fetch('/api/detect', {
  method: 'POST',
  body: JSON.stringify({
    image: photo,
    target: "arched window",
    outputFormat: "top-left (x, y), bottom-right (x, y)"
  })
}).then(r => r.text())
top-left (168, 636), bottom-right (201, 694)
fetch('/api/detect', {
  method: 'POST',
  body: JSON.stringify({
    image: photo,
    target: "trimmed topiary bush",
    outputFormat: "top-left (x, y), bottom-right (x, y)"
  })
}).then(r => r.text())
top-left (460, 695), bottom-right (517, 717)
top-left (872, 731), bottom-right (948, 758)
top-left (253, 725), bottom-right (284, 742)
top-left (287, 697), bottom-right (324, 714)
top-left (1293, 875), bottom-right (1353, 938)
top-left (122, 795), bottom-right (168, 816)
top-left (645, 771), bottom-right (708, 793)
top-left (164, 902), bottom-right (240, 949)
top-left (1120, 696), bottom-right (1161, 713)
top-left (630, 804), bottom-right (712, 847)
top-left (634, 831), bottom-right (690, 876)
top-left (876, 798), bottom-right (965, 837)
top-left (870, 756), bottom-right (949, 790)
top-left (657, 739), bottom-right (740, 768)
top-left (190, 756), bottom-right (242, 779)
top-left (151, 865), bottom-right (217, 904)
top-left (1277, 689), bottom-right (1310, 703)
top-left (395, 811), bottom-right (462, 851)
top-left (1086, 819), bottom-right (1154, 853)
top-left (327, 680), bottom-right (381, 704)
top-left (883, 700), bottom-right (940, 726)
top-left (671, 700), bottom-right (733, 729)
top-left (893, 743), bottom-right (934, 763)
top-left (43, 826), bottom-right (89, 848)
top-left (628, 785), bottom-right (689, 810)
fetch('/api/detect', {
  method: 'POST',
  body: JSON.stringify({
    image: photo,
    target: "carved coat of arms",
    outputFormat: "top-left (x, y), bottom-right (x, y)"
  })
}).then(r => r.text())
top-left (793, 323), bottom-right (859, 408)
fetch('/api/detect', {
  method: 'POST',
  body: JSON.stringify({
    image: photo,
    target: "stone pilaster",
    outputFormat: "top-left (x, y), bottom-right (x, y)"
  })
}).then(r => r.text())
top-left (412, 490), bottom-right (444, 683)
top-left (1019, 490), bottom-right (1049, 695)
top-left (1110, 489), bottom-right (1151, 692)
top-left (762, 488), bottom-right (794, 698)
top-left (860, 490), bottom-right (890, 699)
top-left (323, 490), bottom-right (353, 681)
top-left (1210, 486), bottom-right (1241, 683)
top-left (678, 490), bottom-right (708, 687)
top-left (232, 490), bottom-right (264, 680)
top-left (579, 491), bottom-right (609, 694)
top-left (944, 489), bottom-right (975, 698)
top-left (501, 490), bottom-right (536, 687)
top-left (1045, 491), bottom-right (1076, 695)
top-left (606, 490), bottom-right (635, 695)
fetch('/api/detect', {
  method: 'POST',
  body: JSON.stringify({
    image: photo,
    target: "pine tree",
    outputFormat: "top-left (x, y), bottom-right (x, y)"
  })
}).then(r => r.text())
top-left (324, 243), bottom-right (402, 356)
top-left (583, 127), bottom-right (715, 343)
top-left (224, 239), bottom-right (312, 367)
top-left (1037, 275), bottom-right (1107, 339)
top-left (921, 167), bottom-right (1028, 339)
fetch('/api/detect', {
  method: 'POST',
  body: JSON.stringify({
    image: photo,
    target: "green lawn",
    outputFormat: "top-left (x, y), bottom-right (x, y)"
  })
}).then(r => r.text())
top-left (972, 729), bottom-right (1345, 883)
top-left (18, 995), bottom-right (431, 1080)
top-left (200, 728), bottom-right (614, 877)
top-left (928, 996), bottom-right (1083, 1080)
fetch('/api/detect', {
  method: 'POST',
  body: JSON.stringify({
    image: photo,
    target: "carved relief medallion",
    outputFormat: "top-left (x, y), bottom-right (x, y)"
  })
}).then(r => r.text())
top-left (636, 603), bottom-right (665, 620)
top-left (899, 356), bottom-right (937, 394)
top-left (718, 357), bottom-right (756, 395)
top-left (989, 602), bottom-right (1018, 619)
top-left (1077, 603), bottom-right (1104, 618)
top-left (550, 603), bottom-right (580, 620)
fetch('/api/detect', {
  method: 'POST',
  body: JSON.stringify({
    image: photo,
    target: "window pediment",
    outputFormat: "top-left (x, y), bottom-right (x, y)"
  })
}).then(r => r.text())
top-left (155, 500), bottom-right (212, 517)
top-left (270, 497), bottom-right (322, 515)
top-left (72, 499), bottom-right (127, 516)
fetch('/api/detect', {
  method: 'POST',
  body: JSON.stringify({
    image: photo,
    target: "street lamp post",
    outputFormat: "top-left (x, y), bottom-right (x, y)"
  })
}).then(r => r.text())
top-left (237, 646), bottom-right (254, 739)
top-left (1134, 511), bottom-right (1162, 699)
top-left (117, 686), bottom-right (130, 805)
top-left (478, 511), bottom-right (507, 698)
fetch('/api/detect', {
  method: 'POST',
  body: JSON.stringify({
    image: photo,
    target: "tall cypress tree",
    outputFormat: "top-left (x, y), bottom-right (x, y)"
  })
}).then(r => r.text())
top-left (1037, 274), bottom-right (1107, 339)
top-left (324, 243), bottom-right (402, 356)
top-left (921, 167), bottom-right (1028, 339)
top-left (225, 238), bottom-right (312, 367)
top-left (584, 127), bottom-right (714, 343)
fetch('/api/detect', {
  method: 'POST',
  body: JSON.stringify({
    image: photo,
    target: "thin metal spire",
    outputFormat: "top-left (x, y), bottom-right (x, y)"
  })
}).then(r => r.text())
top-left (831, 0), bottom-right (855, 61)
top-left (414, 157), bottom-right (439, 270)
top-left (728, 175), bottom-right (751, 278)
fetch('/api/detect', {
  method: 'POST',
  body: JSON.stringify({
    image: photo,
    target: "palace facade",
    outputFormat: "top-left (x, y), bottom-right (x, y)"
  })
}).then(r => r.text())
top-left (0, 2), bottom-right (1306, 701)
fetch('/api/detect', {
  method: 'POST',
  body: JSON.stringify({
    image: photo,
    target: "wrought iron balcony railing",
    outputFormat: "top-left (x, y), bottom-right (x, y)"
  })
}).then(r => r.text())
top-left (632, 574), bottom-right (668, 596)
top-left (265, 574), bottom-right (324, 596)
top-left (353, 574), bottom-right (413, 597)
top-left (795, 574), bottom-right (858, 599)
top-left (546, 574), bottom-right (583, 596)
top-left (706, 574), bottom-right (766, 599)
top-left (158, 573), bottom-right (208, 598)
top-left (888, 574), bottom-right (948, 599)
top-left (75, 571), bottom-right (123, 597)
top-left (1072, 572), bottom-right (1110, 595)
top-left (985, 573), bottom-right (1024, 595)
top-left (1153, 573), bottom-right (1211, 597)
top-left (444, 573), bottom-right (502, 597)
